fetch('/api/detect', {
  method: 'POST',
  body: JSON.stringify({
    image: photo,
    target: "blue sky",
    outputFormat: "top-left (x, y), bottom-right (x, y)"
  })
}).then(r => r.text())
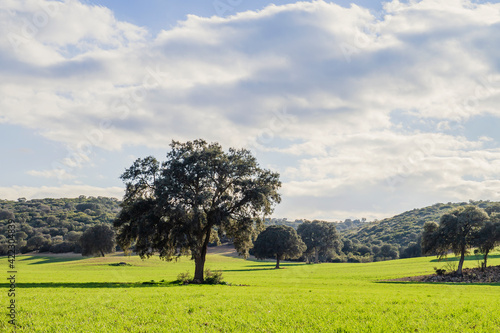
top-left (1, 0), bottom-right (500, 221)
top-left (84, 0), bottom-right (385, 32)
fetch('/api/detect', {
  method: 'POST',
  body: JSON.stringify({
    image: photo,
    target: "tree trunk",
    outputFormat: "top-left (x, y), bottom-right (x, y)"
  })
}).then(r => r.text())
top-left (100, 249), bottom-right (105, 257)
top-left (193, 228), bottom-right (212, 283)
top-left (483, 250), bottom-right (489, 271)
top-left (314, 247), bottom-right (319, 264)
top-left (275, 257), bottom-right (280, 269)
top-left (193, 256), bottom-right (206, 284)
top-left (457, 248), bottom-right (465, 276)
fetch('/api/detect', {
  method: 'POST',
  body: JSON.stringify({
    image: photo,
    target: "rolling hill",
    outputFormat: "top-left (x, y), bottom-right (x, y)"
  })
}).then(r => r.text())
top-left (340, 200), bottom-right (500, 254)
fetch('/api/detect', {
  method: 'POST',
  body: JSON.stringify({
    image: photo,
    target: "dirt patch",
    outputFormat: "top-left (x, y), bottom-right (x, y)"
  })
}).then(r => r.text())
top-left (207, 244), bottom-right (239, 257)
top-left (388, 265), bottom-right (500, 283)
top-left (22, 245), bottom-right (246, 259)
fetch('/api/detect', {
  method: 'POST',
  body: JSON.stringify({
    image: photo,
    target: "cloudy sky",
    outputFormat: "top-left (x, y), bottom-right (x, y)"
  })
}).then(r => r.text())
top-left (1, 0), bottom-right (500, 221)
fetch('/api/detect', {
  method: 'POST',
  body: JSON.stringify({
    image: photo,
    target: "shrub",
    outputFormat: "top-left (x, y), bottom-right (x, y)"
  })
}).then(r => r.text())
top-left (347, 254), bottom-right (361, 263)
top-left (329, 253), bottom-right (347, 263)
top-left (177, 271), bottom-right (192, 284)
top-left (49, 241), bottom-right (75, 253)
top-left (204, 269), bottom-right (224, 285)
top-left (357, 245), bottom-right (372, 256)
top-left (442, 260), bottom-right (457, 273)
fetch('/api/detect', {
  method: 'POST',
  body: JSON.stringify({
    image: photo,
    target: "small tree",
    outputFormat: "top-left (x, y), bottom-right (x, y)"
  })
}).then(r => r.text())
top-left (375, 244), bottom-right (399, 260)
top-left (80, 224), bottom-right (115, 257)
top-left (400, 242), bottom-right (421, 259)
top-left (0, 210), bottom-right (14, 221)
top-left (297, 221), bottom-right (340, 263)
top-left (27, 235), bottom-right (50, 252)
top-left (421, 221), bottom-right (440, 254)
top-left (475, 215), bottom-right (500, 270)
top-left (253, 225), bottom-right (306, 269)
top-left (341, 239), bottom-right (354, 253)
top-left (422, 205), bottom-right (488, 275)
top-left (65, 231), bottom-right (82, 243)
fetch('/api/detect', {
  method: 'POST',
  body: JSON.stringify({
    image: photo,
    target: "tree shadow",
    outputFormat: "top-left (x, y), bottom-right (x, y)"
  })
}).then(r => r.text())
top-left (244, 263), bottom-right (304, 268)
top-left (222, 262), bottom-right (304, 272)
top-left (18, 256), bottom-right (87, 265)
top-left (430, 254), bottom-right (500, 262)
top-left (0, 280), bottom-right (249, 288)
top-left (0, 282), bottom-right (180, 289)
top-left (222, 268), bottom-right (276, 272)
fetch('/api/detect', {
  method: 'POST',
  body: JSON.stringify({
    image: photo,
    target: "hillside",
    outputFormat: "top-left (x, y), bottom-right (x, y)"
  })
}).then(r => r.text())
top-left (341, 200), bottom-right (500, 257)
top-left (2, 196), bottom-right (499, 260)
top-left (0, 196), bottom-right (121, 255)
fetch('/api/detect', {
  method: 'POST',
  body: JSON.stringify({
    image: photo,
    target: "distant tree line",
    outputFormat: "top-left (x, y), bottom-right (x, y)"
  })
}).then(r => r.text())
top-left (336, 200), bottom-right (500, 262)
top-left (1, 194), bottom-right (499, 266)
top-left (249, 220), bottom-right (401, 266)
top-left (0, 196), bottom-right (120, 255)
top-left (259, 218), bottom-right (400, 263)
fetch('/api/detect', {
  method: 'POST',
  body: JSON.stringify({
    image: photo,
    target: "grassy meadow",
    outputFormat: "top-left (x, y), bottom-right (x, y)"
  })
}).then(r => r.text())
top-left (1, 250), bottom-right (500, 332)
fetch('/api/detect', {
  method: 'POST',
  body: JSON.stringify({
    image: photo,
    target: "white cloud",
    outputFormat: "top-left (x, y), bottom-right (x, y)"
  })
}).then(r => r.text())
top-left (2, 0), bottom-right (500, 148)
top-left (27, 168), bottom-right (76, 180)
top-left (0, 185), bottom-right (124, 200)
top-left (2, 0), bottom-right (500, 219)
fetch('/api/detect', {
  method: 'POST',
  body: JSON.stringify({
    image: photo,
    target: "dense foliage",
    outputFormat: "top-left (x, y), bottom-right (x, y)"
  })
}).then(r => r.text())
top-left (114, 140), bottom-right (281, 282)
top-left (253, 225), bottom-right (306, 268)
top-left (297, 220), bottom-right (341, 263)
top-left (80, 224), bottom-right (116, 257)
top-left (339, 200), bottom-right (500, 262)
top-left (0, 196), bottom-right (120, 255)
top-left (422, 206), bottom-right (499, 274)
top-left (2, 194), bottom-right (499, 266)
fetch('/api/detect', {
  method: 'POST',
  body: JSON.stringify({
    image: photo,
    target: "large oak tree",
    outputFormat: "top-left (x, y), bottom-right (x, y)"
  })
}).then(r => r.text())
top-left (114, 140), bottom-right (281, 283)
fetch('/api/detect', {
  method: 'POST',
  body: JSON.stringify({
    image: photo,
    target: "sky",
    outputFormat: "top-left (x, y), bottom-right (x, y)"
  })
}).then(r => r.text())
top-left (1, 0), bottom-right (500, 221)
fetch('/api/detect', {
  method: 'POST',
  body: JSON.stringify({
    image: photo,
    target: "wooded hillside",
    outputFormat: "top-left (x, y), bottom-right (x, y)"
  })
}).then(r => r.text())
top-left (0, 196), bottom-right (120, 254)
top-left (2, 197), bottom-right (499, 261)
top-left (341, 200), bottom-right (500, 259)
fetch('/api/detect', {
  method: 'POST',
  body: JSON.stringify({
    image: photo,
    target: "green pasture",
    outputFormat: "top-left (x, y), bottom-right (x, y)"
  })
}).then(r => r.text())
top-left (1, 252), bottom-right (500, 332)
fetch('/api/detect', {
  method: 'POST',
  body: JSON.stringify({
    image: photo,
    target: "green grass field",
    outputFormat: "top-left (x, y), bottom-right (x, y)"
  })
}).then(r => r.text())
top-left (1, 251), bottom-right (500, 332)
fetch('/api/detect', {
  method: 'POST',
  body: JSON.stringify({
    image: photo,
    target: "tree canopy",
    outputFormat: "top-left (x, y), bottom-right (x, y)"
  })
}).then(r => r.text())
top-left (114, 139), bottom-right (281, 283)
top-left (474, 214), bottom-right (500, 269)
top-left (0, 196), bottom-right (120, 255)
top-left (297, 220), bottom-right (340, 263)
top-left (80, 224), bottom-right (116, 257)
top-left (421, 205), bottom-right (489, 275)
top-left (340, 200), bottom-right (500, 260)
top-left (253, 225), bottom-right (306, 269)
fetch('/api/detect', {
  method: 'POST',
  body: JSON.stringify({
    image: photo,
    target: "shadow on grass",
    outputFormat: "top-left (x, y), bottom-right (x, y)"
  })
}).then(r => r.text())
top-left (430, 254), bottom-right (500, 263)
top-left (0, 281), bottom-right (182, 289)
top-left (18, 256), bottom-right (87, 265)
top-left (0, 280), bottom-right (247, 288)
top-left (222, 263), bottom-right (304, 272)
top-left (244, 263), bottom-right (304, 268)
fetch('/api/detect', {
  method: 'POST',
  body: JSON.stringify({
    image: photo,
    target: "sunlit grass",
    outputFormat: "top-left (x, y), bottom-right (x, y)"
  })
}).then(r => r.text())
top-left (1, 251), bottom-right (499, 332)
